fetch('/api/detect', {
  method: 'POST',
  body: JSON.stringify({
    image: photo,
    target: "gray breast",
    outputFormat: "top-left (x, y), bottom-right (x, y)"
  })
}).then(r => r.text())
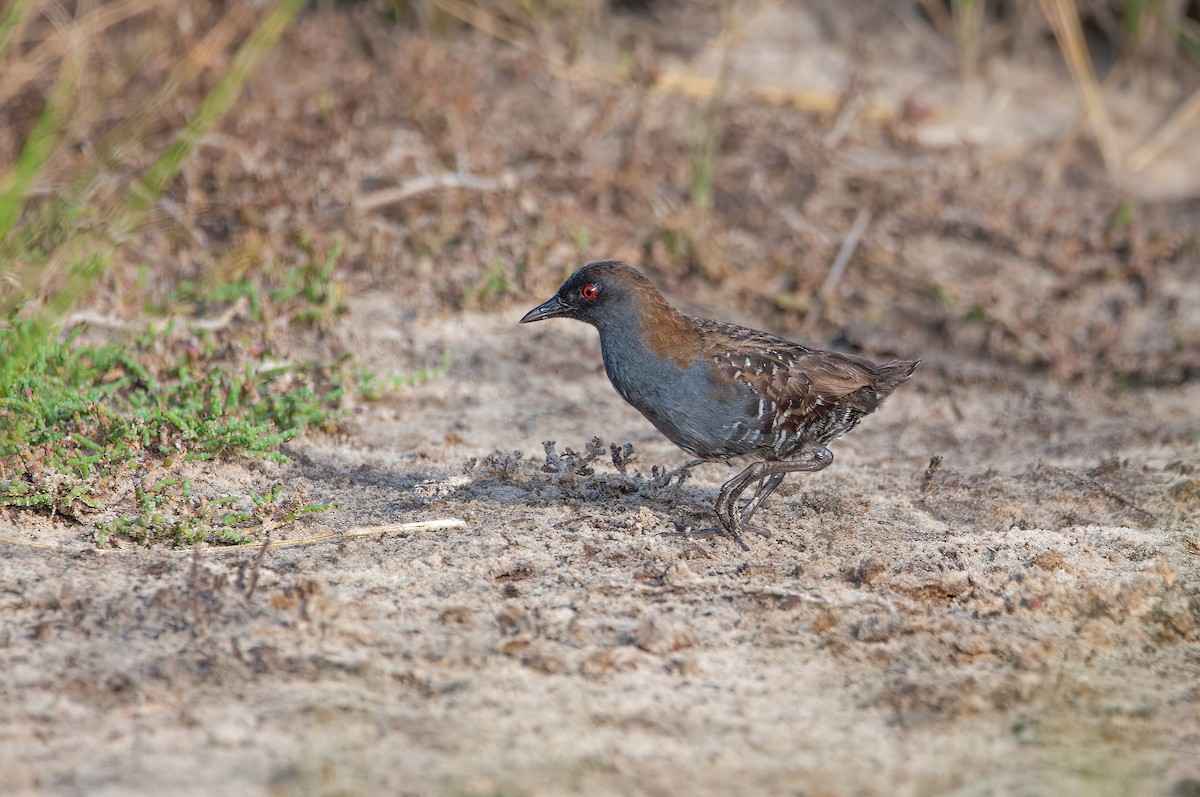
top-left (598, 332), bottom-right (767, 460)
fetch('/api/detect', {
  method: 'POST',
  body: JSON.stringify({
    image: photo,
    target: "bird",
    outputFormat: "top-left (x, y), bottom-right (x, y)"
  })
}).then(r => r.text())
top-left (519, 260), bottom-right (918, 550)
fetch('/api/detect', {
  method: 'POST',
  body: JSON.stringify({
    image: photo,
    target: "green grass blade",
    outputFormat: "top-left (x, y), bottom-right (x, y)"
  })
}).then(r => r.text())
top-left (0, 57), bottom-right (76, 242)
top-left (35, 8), bottom-right (256, 261)
top-left (116, 0), bottom-right (307, 236)
top-left (0, 0), bottom-right (35, 64)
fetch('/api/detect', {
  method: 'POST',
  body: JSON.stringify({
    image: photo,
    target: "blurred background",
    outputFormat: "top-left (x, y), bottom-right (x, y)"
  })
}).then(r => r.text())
top-left (3, 0), bottom-right (1198, 366)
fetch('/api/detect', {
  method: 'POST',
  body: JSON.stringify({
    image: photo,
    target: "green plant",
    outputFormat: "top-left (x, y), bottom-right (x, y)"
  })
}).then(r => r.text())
top-left (1110, 200), bottom-right (1137, 236)
top-left (0, 294), bottom-right (450, 545)
top-left (353, 350), bottom-right (452, 402)
top-left (1123, 0), bottom-right (1200, 62)
top-left (0, 322), bottom-right (346, 545)
top-left (466, 260), bottom-right (514, 306)
top-left (271, 237), bottom-right (347, 325)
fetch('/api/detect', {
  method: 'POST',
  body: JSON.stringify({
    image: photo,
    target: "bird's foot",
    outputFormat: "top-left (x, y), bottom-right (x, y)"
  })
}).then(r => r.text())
top-left (736, 507), bottom-right (773, 538)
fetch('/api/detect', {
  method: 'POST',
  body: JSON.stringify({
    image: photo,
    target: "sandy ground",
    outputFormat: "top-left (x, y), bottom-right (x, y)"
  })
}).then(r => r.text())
top-left (2, 2), bottom-right (1200, 795)
top-left (3, 299), bottom-right (1199, 796)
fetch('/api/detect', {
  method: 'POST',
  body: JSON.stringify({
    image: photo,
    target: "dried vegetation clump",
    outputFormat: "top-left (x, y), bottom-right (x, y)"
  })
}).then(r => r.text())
top-left (464, 436), bottom-right (701, 507)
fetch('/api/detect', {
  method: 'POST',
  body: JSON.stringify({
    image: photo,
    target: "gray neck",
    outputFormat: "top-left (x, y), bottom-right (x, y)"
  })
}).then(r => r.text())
top-left (596, 314), bottom-right (701, 415)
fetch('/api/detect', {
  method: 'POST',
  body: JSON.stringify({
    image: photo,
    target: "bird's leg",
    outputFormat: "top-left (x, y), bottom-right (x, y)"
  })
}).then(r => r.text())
top-left (711, 464), bottom-right (765, 549)
top-left (713, 447), bottom-right (834, 547)
top-left (659, 461), bottom-right (755, 550)
top-left (680, 463), bottom-right (800, 551)
top-left (738, 473), bottom-right (786, 531)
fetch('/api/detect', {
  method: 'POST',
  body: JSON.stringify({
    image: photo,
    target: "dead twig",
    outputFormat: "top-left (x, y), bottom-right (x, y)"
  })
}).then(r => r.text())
top-left (806, 207), bottom-right (871, 330)
top-left (0, 533), bottom-right (57, 549)
top-left (204, 519), bottom-right (469, 553)
top-left (921, 455), bottom-right (944, 495)
top-left (6, 519), bottom-right (470, 555)
top-left (64, 296), bottom-right (250, 334)
top-left (354, 172), bottom-right (500, 213)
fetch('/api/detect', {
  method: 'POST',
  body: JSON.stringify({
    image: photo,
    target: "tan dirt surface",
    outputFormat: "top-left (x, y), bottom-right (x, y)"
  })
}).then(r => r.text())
top-left (3, 3), bottom-right (1199, 796)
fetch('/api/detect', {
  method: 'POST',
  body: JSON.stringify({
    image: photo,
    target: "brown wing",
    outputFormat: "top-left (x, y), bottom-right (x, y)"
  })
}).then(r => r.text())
top-left (701, 320), bottom-right (895, 455)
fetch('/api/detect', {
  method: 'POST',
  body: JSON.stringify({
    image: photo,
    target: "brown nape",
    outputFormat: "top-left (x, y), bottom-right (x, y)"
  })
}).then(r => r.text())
top-left (626, 275), bottom-right (706, 369)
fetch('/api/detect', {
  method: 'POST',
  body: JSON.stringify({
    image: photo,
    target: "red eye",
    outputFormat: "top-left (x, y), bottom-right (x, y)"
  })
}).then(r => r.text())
top-left (580, 284), bottom-right (598, 301)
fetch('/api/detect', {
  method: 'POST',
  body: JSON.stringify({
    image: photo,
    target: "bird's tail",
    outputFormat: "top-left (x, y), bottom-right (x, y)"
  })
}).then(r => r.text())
top-left (873, 359), bottom-right (920, 395)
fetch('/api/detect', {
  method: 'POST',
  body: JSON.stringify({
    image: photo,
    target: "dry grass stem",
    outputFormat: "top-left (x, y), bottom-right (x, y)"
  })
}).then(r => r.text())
top-left (0, 0), bottom-right (161, 107)
top-left (806, 207), bottom-right (872, 330)
top-left (428, 0), bottom-right (890, 122)
top-left (432, 0), bottom-right (536, 53)
top-left (1127, 86), bottom-right (1200, 173)
top-left (0, 532), bottom-right (57, 549)
top-left (354, 172), bottom-right (501, 213)
top-left (1038, 0), bottom-right (1122, 173)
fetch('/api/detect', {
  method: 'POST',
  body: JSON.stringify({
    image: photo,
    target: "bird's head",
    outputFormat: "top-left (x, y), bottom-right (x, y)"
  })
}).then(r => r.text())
top-left (519, 260), bottom-right (658, 330)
